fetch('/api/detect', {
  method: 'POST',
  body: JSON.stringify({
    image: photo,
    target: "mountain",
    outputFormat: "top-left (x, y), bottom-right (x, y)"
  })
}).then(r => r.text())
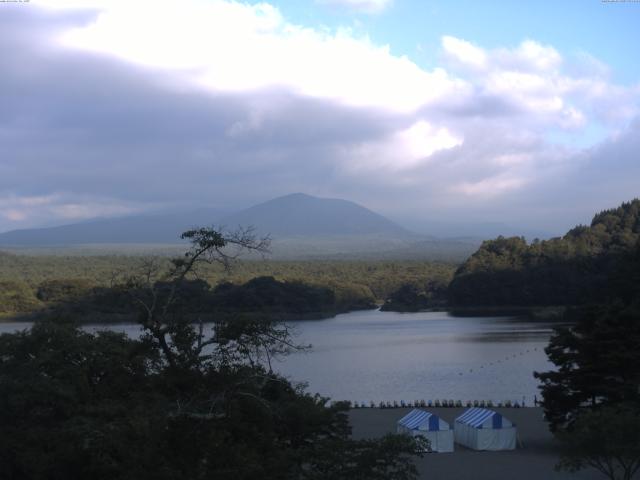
top-left (0, 193), bottom-right (481, 261)
top-left (220, 193), bottom-right (410, 237)
top-left (0, 209), bottom-right (226, 246)
top-left (0, 194), bottom-right (409, 246)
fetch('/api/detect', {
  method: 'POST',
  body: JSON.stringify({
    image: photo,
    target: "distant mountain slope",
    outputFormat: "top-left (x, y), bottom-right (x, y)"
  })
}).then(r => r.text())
top-left (399, 219), bottom-right (556, 241)
top-left (0, 193), bottom-right (487, 261)
top-left (0, 194), bottom-right (410, 246)
top-left (221, 193), bottom-right (410, 237)
top-left (0, 209), bottom-right (225, 246)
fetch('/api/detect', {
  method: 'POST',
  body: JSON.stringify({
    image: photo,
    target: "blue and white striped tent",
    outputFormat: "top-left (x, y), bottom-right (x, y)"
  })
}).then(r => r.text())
top-left (454, 408), bottom-right (516, 451)
top-left (396, 409), bottom-right (454, 453)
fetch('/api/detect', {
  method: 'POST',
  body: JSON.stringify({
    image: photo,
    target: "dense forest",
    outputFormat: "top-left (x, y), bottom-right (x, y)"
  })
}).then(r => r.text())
top-left (528, 205), bottom-right (640, 478)
top-left (380, 281), bottom-right (448, 312)
top-left (448, 199), bottom-right (640, 307)
top-left (0, 255), bottom-right (454, 321)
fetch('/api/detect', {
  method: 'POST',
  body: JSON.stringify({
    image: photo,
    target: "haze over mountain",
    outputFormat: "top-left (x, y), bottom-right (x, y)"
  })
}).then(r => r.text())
top-left (0, 194), bottom-right (408, 245)
top-left (396, 219), bottom-right (557, 241)
top-left (0, 193), bottom-right (490, 261)
top-left (0, 193), bottom-right (484, 261)
top-left (0, 209), bottom-right (227, 247)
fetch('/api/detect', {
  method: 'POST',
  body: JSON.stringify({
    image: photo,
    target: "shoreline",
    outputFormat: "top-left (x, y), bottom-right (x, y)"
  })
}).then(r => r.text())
top-left (0, 304), bottom-right (571, 324)
top-left (0, 306), bottom-right (376, 324)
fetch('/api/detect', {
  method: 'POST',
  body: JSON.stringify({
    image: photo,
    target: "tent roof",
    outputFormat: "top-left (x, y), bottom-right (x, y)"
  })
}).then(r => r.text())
top-left (397, 409), bottom-right (445, 431)
top-left (455, 408), bottom-right (512, 429)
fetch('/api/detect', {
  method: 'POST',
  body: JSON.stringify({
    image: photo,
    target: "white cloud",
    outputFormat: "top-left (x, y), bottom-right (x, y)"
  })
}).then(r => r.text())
top-left (0, 194), bottom-right (60, 222)
top-left (4, 210), bottom-right (27, 222)
top-left (44, 0), bottom-right (465, 114)
top-left (40, 1), bottom-right (636, 132)
top-left (398, 121), bottom-right (462, 162)
top-left (0, 193), bottom-right (143, 228)
top-left (316, 0), bottom-right (392, 14)
top-left (3, 1), bottom-right (640, 232)
top-left (454, 175), bottom-right (527, 198)
top-left (345, 120), bottom-right (463, 172)
top-left (502, 40), bottom-right (562, 72)
top-left (442, 36), bottom-right (487, 69)
top-left (441, 36), bottom-right (638, 131)
top-left (33, 1), bottom-right (637, 133)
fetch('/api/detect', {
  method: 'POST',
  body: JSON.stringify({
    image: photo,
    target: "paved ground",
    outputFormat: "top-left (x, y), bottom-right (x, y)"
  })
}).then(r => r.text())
top-left (349, 407), bottom-right (608, 480)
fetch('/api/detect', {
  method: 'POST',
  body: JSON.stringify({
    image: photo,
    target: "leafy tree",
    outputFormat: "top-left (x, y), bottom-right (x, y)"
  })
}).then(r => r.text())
top-left (534, 303), bottom-right (640, 432)
top-left (301, 434), bottom-right (427, 480)
top-left (0, 319), bottom-right (162, 480)
top-left (449, 199), bottom-right (640, 307)
top-left (556, 404), bottom-right (640, 480)
top-left (533, 228), bottom-right (640, 479)
top-left (380, 284), bottom-right (431, 312)
top-left (0, 280), bottom-right (42, 316)
top-left (210, 276), bottom-right (337, 317)
top-left (35, 279), bottom-right (95, 303)
top-left (0, 226), bottom-right (424, 480)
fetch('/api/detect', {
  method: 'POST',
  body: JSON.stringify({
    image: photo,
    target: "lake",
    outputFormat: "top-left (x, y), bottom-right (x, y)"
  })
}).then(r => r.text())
top-left (0, 309), bottom-right (557, 404)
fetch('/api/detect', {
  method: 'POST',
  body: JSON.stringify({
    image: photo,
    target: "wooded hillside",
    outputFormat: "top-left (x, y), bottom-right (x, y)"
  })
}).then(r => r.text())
top-left (448, 199), bottom-right (640, 307)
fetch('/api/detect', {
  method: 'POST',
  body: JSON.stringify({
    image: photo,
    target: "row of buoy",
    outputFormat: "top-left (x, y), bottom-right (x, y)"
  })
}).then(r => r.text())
top-left (347, 399), bottom-right (527, 409)
top-left (458, 347), bottom-right (540, 376)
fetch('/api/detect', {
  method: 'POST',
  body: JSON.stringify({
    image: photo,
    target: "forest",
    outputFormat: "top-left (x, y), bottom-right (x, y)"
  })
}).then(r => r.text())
top-left (0, 254), bottom-right (454, 321)
top-left (448, 199), bottom-right (640, 308)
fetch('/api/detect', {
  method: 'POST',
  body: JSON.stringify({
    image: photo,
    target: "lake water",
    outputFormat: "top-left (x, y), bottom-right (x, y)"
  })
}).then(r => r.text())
top-left (0, 310), bottom-right (557, 405)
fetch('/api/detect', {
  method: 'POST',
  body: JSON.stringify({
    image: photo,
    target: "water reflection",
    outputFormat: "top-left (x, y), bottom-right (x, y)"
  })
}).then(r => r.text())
top-left (276, 310), bottom-right (556, 404)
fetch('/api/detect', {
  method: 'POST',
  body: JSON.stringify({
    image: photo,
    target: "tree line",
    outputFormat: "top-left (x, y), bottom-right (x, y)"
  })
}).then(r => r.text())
top-left (0, 254), bottom-right (455, 321)
top-left (448, 199), bottom-right (640, 307)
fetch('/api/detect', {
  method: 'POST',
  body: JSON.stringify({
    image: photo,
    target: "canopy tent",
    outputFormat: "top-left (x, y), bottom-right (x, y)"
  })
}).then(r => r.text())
top-left (454, 407), bottom-right (516, 451)
top-left (396, 409), bottom-right (454, 453)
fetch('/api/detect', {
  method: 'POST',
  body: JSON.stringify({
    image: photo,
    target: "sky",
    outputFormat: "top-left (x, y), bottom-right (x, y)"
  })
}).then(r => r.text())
top-left (1, 0), bottom-right (639, 235)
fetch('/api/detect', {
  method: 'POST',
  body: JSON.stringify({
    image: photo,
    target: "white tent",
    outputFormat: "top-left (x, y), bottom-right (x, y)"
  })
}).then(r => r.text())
top-left (396, 409), bottom-right (454, 453)
top-left (454, 407), bottom-right (516, 451)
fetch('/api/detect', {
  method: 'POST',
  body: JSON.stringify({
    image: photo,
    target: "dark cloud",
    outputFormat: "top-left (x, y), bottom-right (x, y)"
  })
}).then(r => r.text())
top-left (559, 118), bottom-right (640, 213)
top-left (0, 4), bottom-right (638, 235)
top-left (0, 5), bottom-right (401, 230)
top-left (425, 92), bottom-right (525, 119)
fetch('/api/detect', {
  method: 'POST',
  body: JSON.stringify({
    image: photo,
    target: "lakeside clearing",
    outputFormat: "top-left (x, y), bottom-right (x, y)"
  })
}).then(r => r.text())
top-left (349, 407), bottom-right (606, 480)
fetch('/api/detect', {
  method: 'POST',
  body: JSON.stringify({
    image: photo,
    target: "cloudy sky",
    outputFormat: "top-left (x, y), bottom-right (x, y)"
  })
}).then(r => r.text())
top-left (1, 0), bottom-right (639, 235)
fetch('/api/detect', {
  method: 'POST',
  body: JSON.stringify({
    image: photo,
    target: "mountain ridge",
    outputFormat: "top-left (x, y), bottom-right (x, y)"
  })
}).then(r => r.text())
top-left (220, 192), bottom-right (411, 237)
top-left (0, 193), bottom-right (411, 246)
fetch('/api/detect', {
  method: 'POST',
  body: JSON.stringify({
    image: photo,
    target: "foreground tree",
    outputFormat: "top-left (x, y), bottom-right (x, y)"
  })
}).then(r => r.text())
top-left (535, 242), bottom-right (640, 480)
top-left (0, 226), bottom-right (424, 480)
top-left (534, 303), bottom-right (640, 432)
top-left (555, 404), bottom-right (640, 480)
